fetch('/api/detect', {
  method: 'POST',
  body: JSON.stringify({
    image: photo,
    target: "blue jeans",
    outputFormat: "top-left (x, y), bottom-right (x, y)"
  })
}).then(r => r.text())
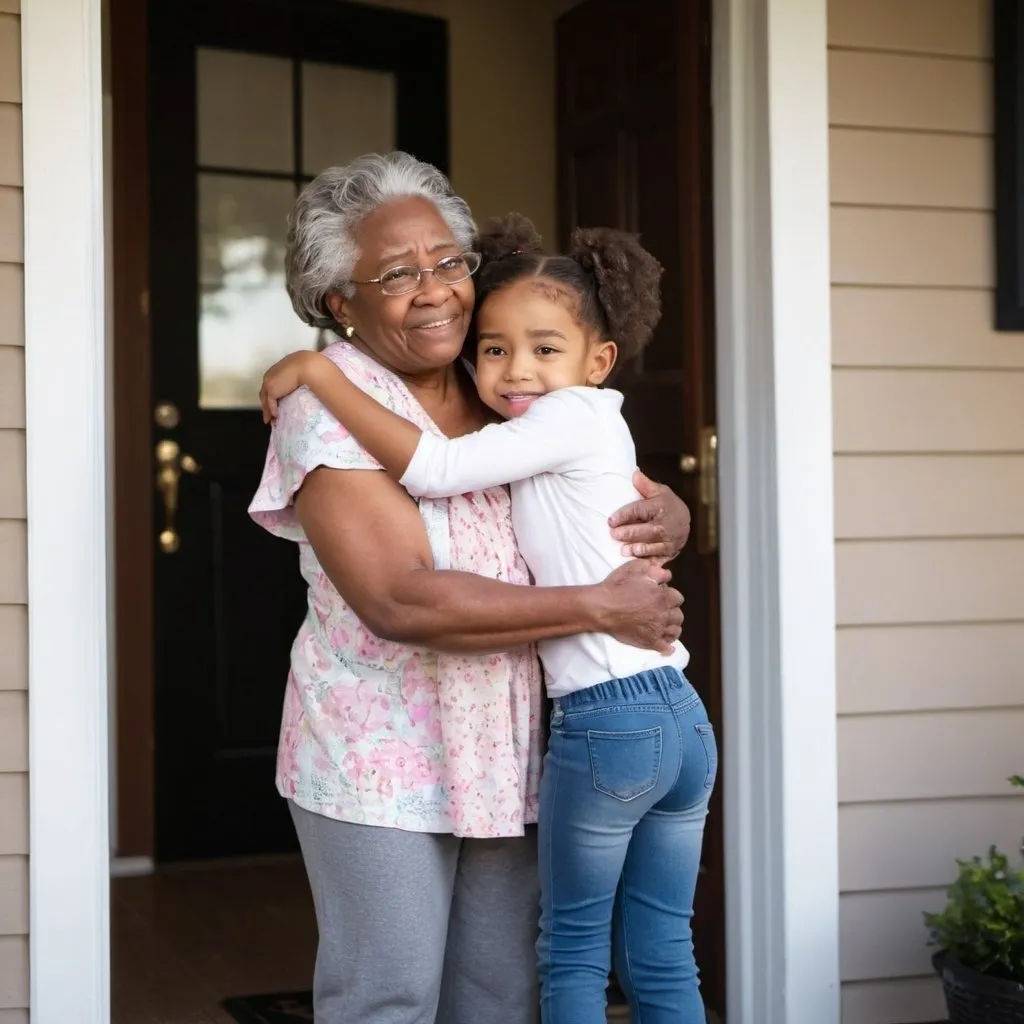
top-left (537, 667), bottom-right (717, 1024)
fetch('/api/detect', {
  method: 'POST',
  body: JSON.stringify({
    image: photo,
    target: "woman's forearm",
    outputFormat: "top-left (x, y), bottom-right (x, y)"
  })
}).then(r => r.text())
top-left (365, 567), bottom-right (610, 654)
top-left (295, 463), bottom-right (613, 656)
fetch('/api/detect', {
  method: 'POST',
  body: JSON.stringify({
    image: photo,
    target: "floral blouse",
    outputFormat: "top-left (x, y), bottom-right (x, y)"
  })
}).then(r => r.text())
top-left (249, 342), bottom-right (543, 837)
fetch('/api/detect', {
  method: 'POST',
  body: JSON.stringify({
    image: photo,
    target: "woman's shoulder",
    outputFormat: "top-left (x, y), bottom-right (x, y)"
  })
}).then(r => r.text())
top-left (320, 341), bottom-right (400, 401)
top-left (248, 340), bottom-right (438, 534)
top-left (248, 342), bottom-right (393, 534)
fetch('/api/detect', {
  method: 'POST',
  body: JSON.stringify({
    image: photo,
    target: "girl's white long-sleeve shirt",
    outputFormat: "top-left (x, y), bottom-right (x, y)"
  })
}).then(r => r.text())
top-left (400, 386), bottom-right (689, 698)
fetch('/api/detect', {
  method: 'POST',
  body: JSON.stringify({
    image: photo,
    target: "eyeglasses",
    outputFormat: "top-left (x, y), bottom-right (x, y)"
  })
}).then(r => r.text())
top-left (351, 251), bottom-right (482, 296)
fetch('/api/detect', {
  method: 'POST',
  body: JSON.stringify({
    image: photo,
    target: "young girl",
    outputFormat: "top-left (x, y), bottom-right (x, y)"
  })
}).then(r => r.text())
top-left (261, 215), bottom-right (717, 1024)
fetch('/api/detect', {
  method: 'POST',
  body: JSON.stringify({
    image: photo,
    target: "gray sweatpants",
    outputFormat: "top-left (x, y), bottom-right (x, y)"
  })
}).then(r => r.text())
top-left (289, 801), bottom-right (541, 1024)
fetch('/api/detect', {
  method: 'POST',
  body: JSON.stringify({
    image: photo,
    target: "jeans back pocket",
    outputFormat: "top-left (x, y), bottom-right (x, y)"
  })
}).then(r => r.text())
top-left (695, 722), bottom-right (718, 790)
top-left (587, 727), bottom-right (662, 802)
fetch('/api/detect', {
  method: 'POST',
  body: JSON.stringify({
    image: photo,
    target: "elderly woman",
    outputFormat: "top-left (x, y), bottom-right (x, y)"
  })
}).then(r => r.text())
top-left (249, 152), bottom-right (690, 1024)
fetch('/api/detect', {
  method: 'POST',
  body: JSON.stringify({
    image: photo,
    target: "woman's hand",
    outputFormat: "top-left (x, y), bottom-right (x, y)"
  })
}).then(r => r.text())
top-left (608, 471), bottom-right (692, 560)
top-left (591, 559), bottom-right (684, 655)
top-left (259, 350), bottom-right (330, 424)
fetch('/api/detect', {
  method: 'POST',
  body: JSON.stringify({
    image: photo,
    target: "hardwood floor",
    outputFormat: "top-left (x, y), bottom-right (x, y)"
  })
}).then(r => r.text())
top-left (111, 858), bottom-right (317, 1024)
top-left (110, 858), bottom-right (721, 1023)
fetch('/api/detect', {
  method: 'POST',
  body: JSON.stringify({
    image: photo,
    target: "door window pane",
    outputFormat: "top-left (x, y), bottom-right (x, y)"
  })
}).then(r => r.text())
top-left (301, 61), bottom-right (396, 175)
top-left (197, 48), bottom-right (294, 172)
top-left (198, 174), bottom-right (317, 409)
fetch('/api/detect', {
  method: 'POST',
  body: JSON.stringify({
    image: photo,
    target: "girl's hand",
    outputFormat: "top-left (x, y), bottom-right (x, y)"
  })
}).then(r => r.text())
top-left (259, 350), bottom-right (327, 424)
top-left (592, 559), bottom-right (684, 655)
top-left (608, 471), bottom-right (692, 560)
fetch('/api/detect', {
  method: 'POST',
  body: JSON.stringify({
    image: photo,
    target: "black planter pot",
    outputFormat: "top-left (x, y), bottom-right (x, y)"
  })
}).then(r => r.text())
top-left (933, 951), bottom-right (1024, 1024)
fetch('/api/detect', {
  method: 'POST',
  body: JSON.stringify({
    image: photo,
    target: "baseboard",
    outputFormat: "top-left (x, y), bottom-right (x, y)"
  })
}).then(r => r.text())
top-left (110, 855), bottom-right (155, 878)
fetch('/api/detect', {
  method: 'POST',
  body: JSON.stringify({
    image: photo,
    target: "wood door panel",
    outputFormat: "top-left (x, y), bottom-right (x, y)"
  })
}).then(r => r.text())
top-left (634, 123), bottom-right (687, 375)
top-left (565, 141), bottom-right (627, 238)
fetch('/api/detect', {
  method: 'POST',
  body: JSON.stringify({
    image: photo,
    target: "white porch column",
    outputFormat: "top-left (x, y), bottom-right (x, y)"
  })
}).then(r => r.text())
top-left (713, 0), bottom-right (840, 1021)
top-left (22, 0), bottom-right (110, 1019)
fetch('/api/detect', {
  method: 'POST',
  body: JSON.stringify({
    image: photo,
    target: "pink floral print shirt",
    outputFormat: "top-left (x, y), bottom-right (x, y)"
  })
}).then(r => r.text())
top-left (249, 342), bottom-right (543, 837)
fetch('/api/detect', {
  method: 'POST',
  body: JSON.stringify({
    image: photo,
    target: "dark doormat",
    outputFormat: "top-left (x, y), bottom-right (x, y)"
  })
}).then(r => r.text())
top-left (221, 992), bottom-right (313, 1023)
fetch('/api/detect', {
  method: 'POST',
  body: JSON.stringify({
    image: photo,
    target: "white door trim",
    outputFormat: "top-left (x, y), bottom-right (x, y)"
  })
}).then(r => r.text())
top-left (712, 0), bottom-right (840, 1021)
top-left (20, 0), bottom-right (839, 1021)
top-left (21, 0), bottom-right (110, 1021)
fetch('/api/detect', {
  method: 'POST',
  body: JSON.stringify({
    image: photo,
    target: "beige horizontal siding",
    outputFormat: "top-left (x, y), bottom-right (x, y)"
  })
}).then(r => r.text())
top-left (0, 936), bottom-right (26, 1009)
top-left (0, 8), bottom-right (24, 1015)
top-left (834, 455), bottom-right (1024, 538)
top-left (841, 888), bottom-right (947, 981)
top-left (828, 1), bottom-right (1024, 1017)
top-left (0, 267), bottom-right (20, 350)
top-left (837, 622), bottom-right (1024, 714)
top-left (839, 708), bottom-right (1024, 803)
top-left (841, 976), bottom-right (947, 1024)
top-left (829, 50), bottom-right (989, 134)
top-left (833, 369), bottom-right (1024, 453)
top-left (0, 18), bottom-right (18, 106)
top-left (830, 128), bottom-right (989, 210)
top-left (0, 694), bottom-right (26, 774)
top-left (831, 208), bottom-right (990, 287)
top-left (840, 798), bottom-right (1024, 891)
top-left (0, 777), bottom-right (25, 856)
top-left (0, 348), bottom-right (23, 429)
top-left (0, 524), bottom-right (25, 606)
top-left (0, 432), bottom-right (24, 520)
top-left (836, 539), bottom-right (1024, 625)
top-left (0, 189), bottom-right (21, 264)
top-left (832, 287), bottom-right (1024, 369)
top-left (0, 859), bottom-right (26, 936)
top-left (828, 0), bottom-right (988, 59)
top-left (0, 607), bottom-right (25, 693)
top-left (0, 104), bottom-right (20, 188)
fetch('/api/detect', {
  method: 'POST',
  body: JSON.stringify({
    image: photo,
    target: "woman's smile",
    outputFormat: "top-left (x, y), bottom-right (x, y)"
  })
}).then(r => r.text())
top-left (409, 312), bottom-right (460, 332)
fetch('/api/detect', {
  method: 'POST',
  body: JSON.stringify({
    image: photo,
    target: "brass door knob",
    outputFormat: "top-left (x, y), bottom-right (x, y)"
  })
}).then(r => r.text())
top-left (154, 402), bottom-right (180, 430)
top-left (155, 439), bottom-right (200, 554)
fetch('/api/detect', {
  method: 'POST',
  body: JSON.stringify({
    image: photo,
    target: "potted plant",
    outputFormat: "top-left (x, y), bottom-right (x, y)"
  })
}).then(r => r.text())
top-left (924, 775), bottom-right (1024, 1023)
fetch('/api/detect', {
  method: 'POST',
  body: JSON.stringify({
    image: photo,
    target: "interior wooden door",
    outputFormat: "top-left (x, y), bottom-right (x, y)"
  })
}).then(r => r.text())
top-left (557, 0), bottom-right (724, 1012)
top-left (146, 0), bottom-right (449, 861)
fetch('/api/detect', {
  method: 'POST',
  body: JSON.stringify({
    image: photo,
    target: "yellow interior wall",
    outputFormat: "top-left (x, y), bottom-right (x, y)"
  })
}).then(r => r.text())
top-left (365, 0), bottom-right (561, 246)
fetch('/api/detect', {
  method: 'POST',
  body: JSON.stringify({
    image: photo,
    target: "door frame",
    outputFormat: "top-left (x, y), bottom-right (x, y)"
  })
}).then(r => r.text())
top-left (109, 0), bottom-right (155, 865)
top-left (22, 0), bottom-right (839, 1021)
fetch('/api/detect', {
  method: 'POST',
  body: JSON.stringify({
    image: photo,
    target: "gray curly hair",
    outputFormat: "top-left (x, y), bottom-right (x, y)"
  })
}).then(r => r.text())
top-left (285, 151), bottom-right (477, 332)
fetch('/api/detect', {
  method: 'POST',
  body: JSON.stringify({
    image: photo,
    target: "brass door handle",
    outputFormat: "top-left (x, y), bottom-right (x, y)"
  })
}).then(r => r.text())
top-left (679, 426), bottom-right (718, 554)
top-left (155, 439), bottom-right (200, 554)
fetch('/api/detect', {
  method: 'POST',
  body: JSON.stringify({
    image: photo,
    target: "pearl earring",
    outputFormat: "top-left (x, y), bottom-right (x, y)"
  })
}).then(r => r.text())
top-left (344, 325), bottom-right (355, 339)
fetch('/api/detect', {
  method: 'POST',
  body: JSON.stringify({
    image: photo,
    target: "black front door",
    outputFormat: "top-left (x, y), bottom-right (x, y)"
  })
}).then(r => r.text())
top-left (147, 0), bottom-right (449, 861)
